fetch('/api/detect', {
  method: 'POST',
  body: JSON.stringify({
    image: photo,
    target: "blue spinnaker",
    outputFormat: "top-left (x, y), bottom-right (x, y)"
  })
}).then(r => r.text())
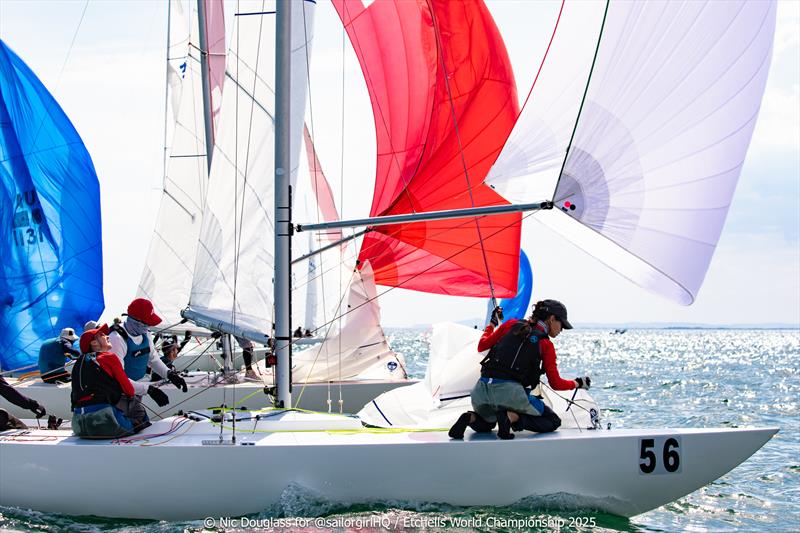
top-left (0, 40), bottom-right (104, 371)
top-left (485, 249), bottom-right (532, 324)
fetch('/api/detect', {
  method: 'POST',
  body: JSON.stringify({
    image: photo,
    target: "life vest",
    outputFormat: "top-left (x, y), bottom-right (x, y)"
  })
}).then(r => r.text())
top-left (480, 321), bottom-right (548, 388)
top-left (111, 324), bottom-right (151, 380)
top-left (71, 352), bottom-right (123, 409)
top-left (38, 337), bottom-right (66, 374)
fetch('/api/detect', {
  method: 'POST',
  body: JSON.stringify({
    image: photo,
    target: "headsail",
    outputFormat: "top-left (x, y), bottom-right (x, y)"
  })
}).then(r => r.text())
top-left (333, 0), bottom-right (522, 298)
top-left (488, 1), bottom-right (777, 304)
top-left (0, 40), bottom-right (104, 370)
top-left (138, 0), bottom-right (223, 327)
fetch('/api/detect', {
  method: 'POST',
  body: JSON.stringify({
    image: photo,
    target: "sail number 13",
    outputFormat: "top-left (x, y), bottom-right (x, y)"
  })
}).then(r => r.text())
top-left (638, 436), bottom-right (682, 475)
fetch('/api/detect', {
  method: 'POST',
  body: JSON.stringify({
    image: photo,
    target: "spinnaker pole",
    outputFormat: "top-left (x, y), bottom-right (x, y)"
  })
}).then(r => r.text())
top-left (274, 0), bottom-right (292, 408)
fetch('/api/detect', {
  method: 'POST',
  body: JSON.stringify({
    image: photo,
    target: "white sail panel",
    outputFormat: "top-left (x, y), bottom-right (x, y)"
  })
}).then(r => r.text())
top-left (292, 261), bottom-right (400, 383)
top-left (189, 0), bottom-right (315, 333)
top-left (486, 1), bottom-right (606, 202)
top-left (138, 0), bottom-right (208, 327)
top-left (492, 1), bottom-right (776, 304)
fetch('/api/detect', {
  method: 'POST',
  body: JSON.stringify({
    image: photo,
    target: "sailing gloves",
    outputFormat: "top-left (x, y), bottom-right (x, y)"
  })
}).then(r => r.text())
top-left (30, 401), bottom-right (46, 418)
top-left (147, 385), bottom-right (170, 407)
top-left (489, 306), bottom-right (504, 327)
top-left (167, 370), bottom-right (188, 392)
top-left (575, 376), bottom-right (592, 390)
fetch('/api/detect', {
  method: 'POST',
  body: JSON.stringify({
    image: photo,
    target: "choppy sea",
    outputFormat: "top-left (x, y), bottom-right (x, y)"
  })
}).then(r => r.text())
top-left (1, 329), bottom-right (798, 532)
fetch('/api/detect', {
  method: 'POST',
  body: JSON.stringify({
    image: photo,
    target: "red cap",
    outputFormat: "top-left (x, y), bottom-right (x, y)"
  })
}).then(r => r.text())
top-left (126, 298), bottom-right (162, 327)
top-left (80, 323), bottom-right (110, 354)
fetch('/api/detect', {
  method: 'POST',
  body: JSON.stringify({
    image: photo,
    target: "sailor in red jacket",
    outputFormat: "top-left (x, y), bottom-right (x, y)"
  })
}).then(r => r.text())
top-left (449, 299), bottom-right (591, 440)
top-left (71, 324), bottom-right (170, 438)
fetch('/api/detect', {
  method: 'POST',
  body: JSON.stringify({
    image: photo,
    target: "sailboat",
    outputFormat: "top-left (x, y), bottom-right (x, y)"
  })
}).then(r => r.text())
top-left (5, 0), bottom-right (410, 417)
top-left (0, 0), bottom-right (779, 521)
top-left (0, 39), bottom-right (104, 374)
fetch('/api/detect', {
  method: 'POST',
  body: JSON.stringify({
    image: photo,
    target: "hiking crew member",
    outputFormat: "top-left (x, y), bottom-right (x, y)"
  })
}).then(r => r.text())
top-left (108, 298), bottom-right (187, 391)
top-left (0, 376), bottom-right (46, 430)
top-left (449, 299), bottom-right (591, 440)
top-left (38, 327), bottom-right (81, 383)
top-left (72, 324), bottom-right (170, 438)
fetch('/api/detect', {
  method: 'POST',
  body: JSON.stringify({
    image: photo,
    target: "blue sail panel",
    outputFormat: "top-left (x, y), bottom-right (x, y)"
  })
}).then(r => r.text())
top-left (0, 40), bottom-right (104, 371)
top-left (485, 249), bottom-right (532, 324)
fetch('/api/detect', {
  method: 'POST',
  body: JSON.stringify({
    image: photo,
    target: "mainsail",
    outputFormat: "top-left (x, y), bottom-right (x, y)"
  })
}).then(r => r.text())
top-left (333, 0), bottom-right (522, 298)
top-left (0, 40), bottom-right (104, 370)
top-left (488, 0), bottom-right (777, 304)
top-left (189, 0), bottom-right (316, 333)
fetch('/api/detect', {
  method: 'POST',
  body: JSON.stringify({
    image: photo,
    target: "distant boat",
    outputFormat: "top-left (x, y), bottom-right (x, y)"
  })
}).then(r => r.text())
top-left (614, 328), bottom-right (627, 334)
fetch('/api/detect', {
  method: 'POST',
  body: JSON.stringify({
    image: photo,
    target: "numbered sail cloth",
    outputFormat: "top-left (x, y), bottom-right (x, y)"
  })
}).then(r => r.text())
top-left (0, 40), bottom-right (104, 371)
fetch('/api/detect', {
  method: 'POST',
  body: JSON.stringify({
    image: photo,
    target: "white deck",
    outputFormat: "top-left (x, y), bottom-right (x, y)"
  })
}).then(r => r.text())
top-left (6, 377), bottom-right (416, 419)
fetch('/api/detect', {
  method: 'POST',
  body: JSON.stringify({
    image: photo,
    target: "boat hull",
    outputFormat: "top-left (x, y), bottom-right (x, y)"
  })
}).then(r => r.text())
top-left (0, 414), bottom-right (777, 521)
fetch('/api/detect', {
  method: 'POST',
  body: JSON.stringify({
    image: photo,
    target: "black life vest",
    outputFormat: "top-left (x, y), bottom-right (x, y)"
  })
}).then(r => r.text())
top-left (71, 352), bottom-right (124, 409)
top-left (480, 321), bottom-right (548, 388)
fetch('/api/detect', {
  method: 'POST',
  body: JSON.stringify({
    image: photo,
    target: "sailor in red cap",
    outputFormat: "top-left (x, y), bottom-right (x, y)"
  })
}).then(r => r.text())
top-left (107, 299), bottom-right (187, 422)
top-left (71, 324), bottom-right (171, 437)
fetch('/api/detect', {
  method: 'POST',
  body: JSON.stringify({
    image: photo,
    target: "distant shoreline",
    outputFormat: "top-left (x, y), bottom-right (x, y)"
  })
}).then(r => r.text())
top-left (386, 322), bottom-right (800, 332)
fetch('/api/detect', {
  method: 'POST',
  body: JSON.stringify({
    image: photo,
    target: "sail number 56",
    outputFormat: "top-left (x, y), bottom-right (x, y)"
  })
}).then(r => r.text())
top-left (638, 437), bottom-right (682, 474)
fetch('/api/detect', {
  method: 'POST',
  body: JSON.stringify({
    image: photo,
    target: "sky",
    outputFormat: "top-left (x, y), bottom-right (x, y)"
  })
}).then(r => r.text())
top-left (0, 0), bottom-right (798, 328)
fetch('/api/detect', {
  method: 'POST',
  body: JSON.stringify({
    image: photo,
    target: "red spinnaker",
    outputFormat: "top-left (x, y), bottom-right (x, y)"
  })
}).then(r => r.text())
top-left (333, 0), bottom-right (521, 297)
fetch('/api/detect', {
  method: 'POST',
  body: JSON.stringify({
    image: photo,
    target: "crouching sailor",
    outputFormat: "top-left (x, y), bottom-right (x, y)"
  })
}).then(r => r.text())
top-left (108, 298), bottom-right (187, 425)
top-left (72, 324), bottom-right (170, 438)
top-left (449, 300), bottom-right (590, 440)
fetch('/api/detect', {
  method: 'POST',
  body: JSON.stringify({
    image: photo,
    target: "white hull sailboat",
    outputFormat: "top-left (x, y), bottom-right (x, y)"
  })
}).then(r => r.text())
top-left (0, 411), bottom-right (777, 521)
top-left (0, 0), bottom-right (780, 522)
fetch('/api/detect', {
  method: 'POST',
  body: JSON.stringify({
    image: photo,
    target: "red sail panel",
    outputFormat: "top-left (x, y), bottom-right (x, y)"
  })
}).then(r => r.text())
top-left (303, 125), bottom-right (342, 243)
top-left (333, 0), bottom-right (520, 297)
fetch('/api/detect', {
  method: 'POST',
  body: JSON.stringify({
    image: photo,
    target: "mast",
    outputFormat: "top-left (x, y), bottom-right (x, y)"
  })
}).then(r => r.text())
top-left (196, 0), bottom-right (215, 171)
top-left (274, 0), bottom-right (292, 408)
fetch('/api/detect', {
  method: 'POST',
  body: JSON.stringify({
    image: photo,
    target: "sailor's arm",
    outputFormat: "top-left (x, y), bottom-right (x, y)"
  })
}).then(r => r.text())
top-left (539, 339), bottom-right (577, 390)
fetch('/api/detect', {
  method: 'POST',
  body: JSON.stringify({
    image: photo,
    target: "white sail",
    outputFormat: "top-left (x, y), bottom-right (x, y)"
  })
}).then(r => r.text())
top-left (293, 261), bottom-right (403, 383)
top-left (137, 0), bottom-right (210, 327)
top-left (488, 1), bottom-right (776, 304)
top-left (189, 0), bottom-right (315, 333)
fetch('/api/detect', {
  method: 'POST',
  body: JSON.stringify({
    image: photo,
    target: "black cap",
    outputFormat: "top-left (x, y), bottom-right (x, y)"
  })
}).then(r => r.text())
top-left (535, 299), bottom-right (573, 329)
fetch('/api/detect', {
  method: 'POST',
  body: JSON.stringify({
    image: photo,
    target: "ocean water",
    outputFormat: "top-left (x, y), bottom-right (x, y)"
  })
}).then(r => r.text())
top-left (1, 329), bottom-right (797, 532)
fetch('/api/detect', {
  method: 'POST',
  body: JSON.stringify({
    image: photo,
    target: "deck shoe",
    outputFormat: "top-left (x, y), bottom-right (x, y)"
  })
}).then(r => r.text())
top-left (448, 412), bottom-right (471, 439)
top-left (495, 410), bottom-right (515, 440)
